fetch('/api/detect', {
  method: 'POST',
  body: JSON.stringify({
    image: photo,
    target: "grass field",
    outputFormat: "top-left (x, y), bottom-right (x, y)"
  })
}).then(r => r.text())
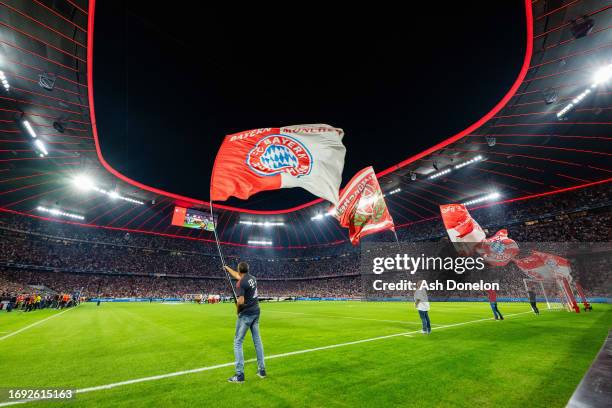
top-left (1, 301), bottom-right (611, 407)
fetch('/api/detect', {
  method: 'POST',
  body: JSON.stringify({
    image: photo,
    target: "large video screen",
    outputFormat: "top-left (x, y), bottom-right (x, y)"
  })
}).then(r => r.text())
top-left (171, 206), bottom-right (215, 231)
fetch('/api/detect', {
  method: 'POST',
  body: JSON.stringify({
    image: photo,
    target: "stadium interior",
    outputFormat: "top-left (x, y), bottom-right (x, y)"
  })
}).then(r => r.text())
top-left (0, 0), bottom-right (610, 298)
top-left (0, 0), bottom-right (611, 407)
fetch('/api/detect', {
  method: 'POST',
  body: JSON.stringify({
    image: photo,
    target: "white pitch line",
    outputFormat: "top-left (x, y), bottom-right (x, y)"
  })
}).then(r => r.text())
top-left (0, 311), bottom-right (532, 407)
top-left (0, 307), bottom-right (76, 342)
top-left (265, 309), bottom-right (433, 325)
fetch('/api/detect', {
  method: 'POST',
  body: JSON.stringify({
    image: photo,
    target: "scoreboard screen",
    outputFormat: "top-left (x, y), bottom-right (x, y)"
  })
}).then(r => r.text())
top-left (171, 206), bottom-right (215, 231)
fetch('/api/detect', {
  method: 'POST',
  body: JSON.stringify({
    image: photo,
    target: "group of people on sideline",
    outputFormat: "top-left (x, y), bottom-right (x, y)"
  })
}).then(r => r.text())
top-left (0, 292), bottom-right (80, 312)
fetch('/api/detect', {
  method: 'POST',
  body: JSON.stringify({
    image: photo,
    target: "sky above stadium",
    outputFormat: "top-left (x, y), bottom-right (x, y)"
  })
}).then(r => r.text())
top-left (92, 1), bottom-right (525, 210)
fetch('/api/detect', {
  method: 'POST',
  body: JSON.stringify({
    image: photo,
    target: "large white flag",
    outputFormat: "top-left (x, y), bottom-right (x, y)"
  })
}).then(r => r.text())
top-left (211, 124), bottom-right (346, 205)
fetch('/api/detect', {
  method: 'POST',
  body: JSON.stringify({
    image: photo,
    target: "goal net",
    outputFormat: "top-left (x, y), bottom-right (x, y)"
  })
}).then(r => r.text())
top-left (183, 293), bottom-right (204, 303)
top-left (523, 278), bottom-right (572, 311)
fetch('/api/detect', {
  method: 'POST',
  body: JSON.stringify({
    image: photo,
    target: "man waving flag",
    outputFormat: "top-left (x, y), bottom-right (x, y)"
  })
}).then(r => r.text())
top-left (211, 124), bottom-right (346, 205)
top-left (333, 166), bottom-right (395, 245)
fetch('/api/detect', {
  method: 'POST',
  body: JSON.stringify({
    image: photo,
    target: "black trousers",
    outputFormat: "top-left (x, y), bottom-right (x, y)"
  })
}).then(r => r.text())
top-left (530, 301), bottom-right (539, 314)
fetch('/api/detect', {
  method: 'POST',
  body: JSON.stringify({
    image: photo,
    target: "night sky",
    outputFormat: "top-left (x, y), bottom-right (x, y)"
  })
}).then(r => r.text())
top-left (92, 1), bottom-right (526, 210)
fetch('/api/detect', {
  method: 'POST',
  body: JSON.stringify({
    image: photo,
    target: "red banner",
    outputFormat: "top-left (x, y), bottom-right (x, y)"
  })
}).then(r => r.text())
top-left (333, 167), bottom-right (394, 245)
top-left (440, 204), bottom-right (486, 255)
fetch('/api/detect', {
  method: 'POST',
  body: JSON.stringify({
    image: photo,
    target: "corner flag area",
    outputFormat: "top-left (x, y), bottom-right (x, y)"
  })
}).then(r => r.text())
top-left (1, 301), bottom-right (610, 407)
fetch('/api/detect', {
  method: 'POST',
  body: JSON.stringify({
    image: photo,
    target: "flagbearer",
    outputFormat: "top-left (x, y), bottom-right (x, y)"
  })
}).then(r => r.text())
top-left (486, 289), bottom-right (504, 320)
top-left (527, 287), bottom-right (540, 315)
top-left (224, 262), bottom-right (266, 383)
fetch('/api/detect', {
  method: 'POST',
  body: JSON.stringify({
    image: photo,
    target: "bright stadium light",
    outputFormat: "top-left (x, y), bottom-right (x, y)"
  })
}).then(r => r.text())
top-left (247, 240), bottom-right (273, 246)
top-left (558, 64), bottom-right (611, 119)
top-left (430, 156), bottom-right (484, 180)
top-left (71, 175), bottom-right (144, 205)
top-left (0, 71), bottom-right (9, 91)
top-left (428, 168), bottom-right (452, 180)
top-left (22, 120), bottom-right (37, 138)
top-left (384, 188), bottom-right (401, 197)
top-left (37, 206), bottom-right (85, 220)
top-left (592, 64), bottom-right (612, 85)
top-left (73, 175), bottom-right (96, 190)
top-left (311, 209), bottom-right (336, 221)
top-left (463, 192), bottom-right (501, 206)
top-left (239, 220), bottom-right (284, 227)
top-left (454, 155), bottom-right (483, 170)
top-left (102, 191), bottom-right (143, 204)
top-left (34, 139), bottom-right (48, 156)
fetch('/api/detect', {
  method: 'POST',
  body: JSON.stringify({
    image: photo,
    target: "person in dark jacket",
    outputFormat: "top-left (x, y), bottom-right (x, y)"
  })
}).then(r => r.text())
top-left (528, 288), bottom-right (540, 315)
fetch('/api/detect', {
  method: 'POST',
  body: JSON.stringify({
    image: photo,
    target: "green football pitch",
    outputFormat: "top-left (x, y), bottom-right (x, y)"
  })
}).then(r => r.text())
top-left (1, 301), bottom-right (610, 407)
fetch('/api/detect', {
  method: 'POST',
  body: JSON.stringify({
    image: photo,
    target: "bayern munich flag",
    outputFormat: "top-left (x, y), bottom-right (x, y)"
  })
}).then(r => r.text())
top-left (333, 166), bottom-right (395, 245)
top-left (210, 124), bottom-right (346, 204)
top-left (513, 251), bottom-right (572, 281)
top-left (475, 229), bottom-right (519, 266)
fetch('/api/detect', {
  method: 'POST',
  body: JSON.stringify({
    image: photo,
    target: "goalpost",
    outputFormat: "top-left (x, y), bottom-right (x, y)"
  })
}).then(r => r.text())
top-left (523, 278), bottom-right (578, 312)
top-left (183, 293), bottom-right (204, 303)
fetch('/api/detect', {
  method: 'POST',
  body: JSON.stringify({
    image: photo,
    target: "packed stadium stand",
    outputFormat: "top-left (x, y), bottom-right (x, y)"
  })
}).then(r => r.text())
top-left (0, 0), bottom-right (610, 305)
top-left (1, 183), bottom-right (610, 303)
top-left (0, 2), bottom-right (611, 408)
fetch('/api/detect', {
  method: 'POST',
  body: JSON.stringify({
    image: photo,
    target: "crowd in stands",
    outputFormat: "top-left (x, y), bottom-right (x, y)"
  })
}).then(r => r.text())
top-left (570, 253), bottom-right (612, 298)
top-left (0, 269), bottom-right (228, 299)
top-left (394, 183), bottom-right (611, 243)
top-left (507, 210), bottom-right (611, 242)
top-left (0, 184), bottom-right (609, 302)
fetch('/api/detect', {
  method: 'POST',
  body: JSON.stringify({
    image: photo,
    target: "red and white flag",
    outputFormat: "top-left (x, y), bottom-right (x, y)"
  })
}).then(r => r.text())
top-left (513, 252), bottom-right (551, 281)
top-left (513, 251), bottom-right (572, 281)
top-left (333, 166), bottom-right (395, 245)
top-left (532, 251), bottom-right (572, 281)
top-left (440, 204), bottom-right (486, 255)
top-left (475, 229), bottom-right (520, 266)
top-left (211, 124), bottom-right (346, 204)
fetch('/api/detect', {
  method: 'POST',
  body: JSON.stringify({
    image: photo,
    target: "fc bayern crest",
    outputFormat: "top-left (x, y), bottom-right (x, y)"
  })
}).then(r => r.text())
top-left (355, 183), bottom-right (383, 219)
top-left (545, 258), bottom-right (558, 269)
top-left (490, 239), bottom-right (506, 254)
top-left (246, 134), bottom-right (313, 177)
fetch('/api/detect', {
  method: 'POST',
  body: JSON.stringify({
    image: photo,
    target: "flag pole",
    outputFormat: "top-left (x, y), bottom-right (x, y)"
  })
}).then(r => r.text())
top-left (209, 200), bottom-right (237, 302)
top-left (391, 229), bottom-right (402, 250)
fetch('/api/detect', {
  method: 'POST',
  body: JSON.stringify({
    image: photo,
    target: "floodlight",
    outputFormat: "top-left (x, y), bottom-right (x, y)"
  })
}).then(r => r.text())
top-left (73, 175), bottom-right (95, 190)
top-left (463, 191), bottom-right (501, 206)
top-left (34, 139), bottom-right (48, 155)
top-left (22, 120), bottom-right (37, 138)
top-left (37, 206), bottom-right (85, 220)
top-left (248, 240), bottom-right (273, 246)
top-left (593, 64), bottom-right (612, 85)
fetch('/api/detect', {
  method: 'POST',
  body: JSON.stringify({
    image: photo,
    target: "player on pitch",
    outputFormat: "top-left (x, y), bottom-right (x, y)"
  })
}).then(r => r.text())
top-left (224, 262), bottom-right (266, 383)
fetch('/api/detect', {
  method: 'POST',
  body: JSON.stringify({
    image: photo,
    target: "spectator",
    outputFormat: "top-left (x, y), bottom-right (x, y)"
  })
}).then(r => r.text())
top-left (414, 280), bottom-right (431, 334)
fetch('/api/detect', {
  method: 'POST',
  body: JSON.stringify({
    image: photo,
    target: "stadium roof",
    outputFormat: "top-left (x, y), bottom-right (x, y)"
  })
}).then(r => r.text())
top-left (0, 0), bottom-right (610, 248)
